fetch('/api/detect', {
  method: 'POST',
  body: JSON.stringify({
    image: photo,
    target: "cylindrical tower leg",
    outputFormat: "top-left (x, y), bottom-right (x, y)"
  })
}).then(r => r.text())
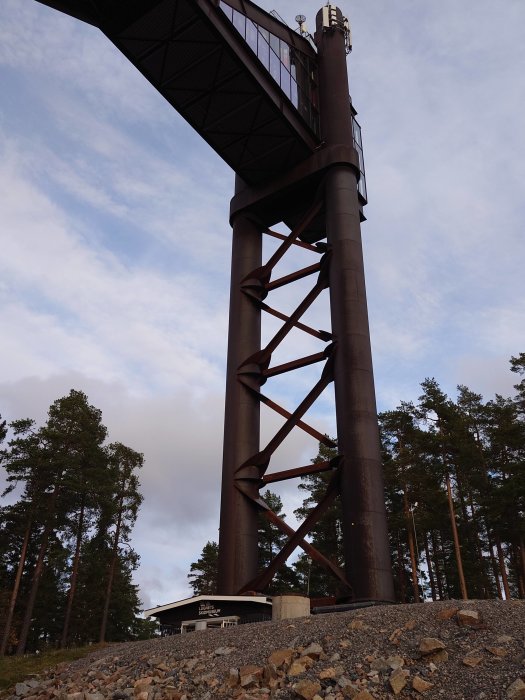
top-left (218, 178), bottom-right (262, 595)
top-left (316, 6), bottom-right (394, 602)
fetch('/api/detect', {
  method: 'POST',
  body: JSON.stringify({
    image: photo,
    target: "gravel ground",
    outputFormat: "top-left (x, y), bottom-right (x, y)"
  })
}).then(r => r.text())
top-left (8, 599), bottom-right (525, 700)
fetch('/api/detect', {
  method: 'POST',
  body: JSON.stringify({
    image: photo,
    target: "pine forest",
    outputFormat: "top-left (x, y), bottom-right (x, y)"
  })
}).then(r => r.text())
top-left (2, 353), bottom-right (525, 655)
top-left (189, 353), bottom-right (525, 604)
top-left (0, 390), bottom-right (153, 656)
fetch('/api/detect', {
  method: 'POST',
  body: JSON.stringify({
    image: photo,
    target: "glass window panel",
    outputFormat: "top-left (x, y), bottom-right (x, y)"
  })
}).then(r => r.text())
top-left (280, 65), bottom-right (291, 98)
top-left (232, 8), bottom-right (246, 38)
top-left (219, 1), bottom-right (233, 21)
top-left (258, 27), bottom-right (269, 43)
top-left (279, 40), bottom-right (290, 69)
top-left (269, 32), bottom-right (280, 55)
top-left (291, 79), bottom-right (298, 107)
top-left (257, 35), bottom-right (270, 70)
top-left (246, 20), bottom-right (258, 53)
top-left (270, 50), bottom-right (280, 84)
top-left (353, 121), bottom-right (362, 148)
top-left (357, 150), bottom-right (364, 172)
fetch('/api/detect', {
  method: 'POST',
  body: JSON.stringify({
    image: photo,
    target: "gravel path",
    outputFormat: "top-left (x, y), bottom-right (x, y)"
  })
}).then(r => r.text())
top-left (9, 600), bottom-right (525, 700)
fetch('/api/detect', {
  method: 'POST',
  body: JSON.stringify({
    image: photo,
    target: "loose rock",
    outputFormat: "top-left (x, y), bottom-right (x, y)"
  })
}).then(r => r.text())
top-left (462, 654), bottom-right (483, 667)
top-left (457, 609), bottom-right (481, 627)
top-left (349, 619), bottom-right (368, 631)
top-left (436, 607), bottom-right (459, 621)
top-left (301, 642), bottom-right (324, 660)
top-left (239, 665), bottom-right (264, 688)
top-left (6, 600), bottom-right (525, 700)
top-left (419, 637), bottom-right (446, 655)
top-left (412, 675), bottom-right (434, 693)
top-left (268, 649), bottom-right (294, 669)
top-left (507, 678), bottom-right (525, 700)
top-left (293, 679), bottom-right (322, 700)
top-left (288, 656), bottom-right (314, 676)
top-left (389, 668), bottom-right (410, 695)
top-left (214, 646), bottom-right (236, 656)
top-left (486, 646), bottom-right (507, 657)
top-left (386, 655), bottom-right (405, 670)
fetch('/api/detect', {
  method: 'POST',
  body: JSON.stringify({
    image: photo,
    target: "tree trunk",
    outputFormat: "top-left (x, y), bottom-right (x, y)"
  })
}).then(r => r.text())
top-left (423, 530), bottom-right (436, 601)
top-left (520, 535), bottom-right (525, 583)
top-left (430, 530), bottom-right (444, 599)
top-left (469, 497), bottom-right (490, 598)
top-left (396, 532), bottom-right (406, 603)
top-left (438, 528), bottom-right (454, 599)
top-left (445, 473), bottom-right (468, 599)
top-left (0, 518), bottom-right (32, 656)
top-left (487, 531), bottom-right (503, 600)
top-left (517, 538), bottom-right (525, 599)
top-left (16, 514), bottom-right (55, 655)
top-left (403, 491), bottom-right (419, 603)
top-left (60, 497), bottom-right (85, 648)
top-left (99, 492), bottom-right (124, 643)
top-left (509, 543), bottom-right (524, 598)
top-left (495, 536), bottom-right (511, 599)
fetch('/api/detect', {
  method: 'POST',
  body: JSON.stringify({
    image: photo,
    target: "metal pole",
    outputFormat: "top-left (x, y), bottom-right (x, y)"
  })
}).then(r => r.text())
top-left (217, 175), bottom-right (262, 594)
top-left (410, 502), bottom-right (421, 566)
top-left (410, 501), bottom-right (421, 600)
top-left (315, 6), bottom-right (394, 602)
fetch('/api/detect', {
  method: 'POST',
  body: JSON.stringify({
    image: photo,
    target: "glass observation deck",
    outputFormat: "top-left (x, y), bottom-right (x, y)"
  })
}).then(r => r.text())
top-left (219, 0), bottom-right (367, 204)
top-left (219, 0), bottom-right (319, 136)
top-left (351, 115), bottom-right (367, 203)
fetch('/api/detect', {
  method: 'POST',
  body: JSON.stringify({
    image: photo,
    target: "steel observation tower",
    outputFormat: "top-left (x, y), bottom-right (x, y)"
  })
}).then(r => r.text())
top-left (32, 0), bottom-right (395, 604)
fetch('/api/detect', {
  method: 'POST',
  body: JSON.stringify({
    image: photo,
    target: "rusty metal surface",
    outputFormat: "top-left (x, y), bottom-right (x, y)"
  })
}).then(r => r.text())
top-left (219, 5), bottom-right (394, 603)
top-left (265, 228), bottom-right (321, 254)
top-left (262, 459), bottom-right (335, 485)
top-left (315, 7), bottom-right (394, 603)
top-left (258, 302), bottom-right (332, 342)
top-left (239, 470), bottom-right (351, 593)
top-left (265, 262), bottom-right (322, 292)
top-left (263, 349), bottom-right (329, 379)
top-left (243, 261), bottom-right (329, 369)
top-left (238, 362), bottom-right (334, 477)
top-left (33, 0), bottom-right (394, 603)
top-left (217, 184), bottom-right (262, 595)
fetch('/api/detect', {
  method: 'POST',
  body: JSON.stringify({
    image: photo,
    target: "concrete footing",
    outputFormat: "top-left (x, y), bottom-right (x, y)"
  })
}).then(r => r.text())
top-left (272, 595), bottom-right (310, 621)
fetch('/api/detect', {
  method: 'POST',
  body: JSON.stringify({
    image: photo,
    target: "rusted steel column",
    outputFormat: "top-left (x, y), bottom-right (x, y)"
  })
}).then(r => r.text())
top-left (315, 6), bottom-right (394, 602)
top-left (217, 176), bottom-right (262, 595)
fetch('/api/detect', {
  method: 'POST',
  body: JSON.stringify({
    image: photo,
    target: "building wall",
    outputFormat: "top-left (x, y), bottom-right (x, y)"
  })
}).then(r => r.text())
top-left (153, 598), bottom-right (271, 628)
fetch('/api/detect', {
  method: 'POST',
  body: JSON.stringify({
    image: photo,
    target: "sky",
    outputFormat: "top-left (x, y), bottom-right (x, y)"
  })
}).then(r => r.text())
top-left (1, 0), bottom-right (524, 611)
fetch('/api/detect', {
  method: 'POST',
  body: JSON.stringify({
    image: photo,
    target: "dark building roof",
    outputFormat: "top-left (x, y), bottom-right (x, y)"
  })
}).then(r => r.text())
top-left (144, 595), bottom-right (272, 630)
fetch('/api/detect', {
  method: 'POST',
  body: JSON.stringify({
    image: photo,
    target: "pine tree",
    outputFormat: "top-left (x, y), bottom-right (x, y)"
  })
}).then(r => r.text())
top-left (257, 489), bottom-right (300, 594)
top-left (1, 418), bottom-right (51, 655)
top-left (14, 391), bottom-right (109, 654)
top-left (293, 440), bottom-right (343, 597)
top-left (188, 541), bottom-right (219, 595)
top-left (380, 404), bottom-right (428, 602)
top-left (1, 393), bottom-right (146, 653)
top-left (58, 391), bottom-right (107, 647)
top-left (416, 379), bottom-right (470, 600)
top-left (98, 442), bottom-right (143, 643)
top-left (510, 353), bottom-right (525, 414)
